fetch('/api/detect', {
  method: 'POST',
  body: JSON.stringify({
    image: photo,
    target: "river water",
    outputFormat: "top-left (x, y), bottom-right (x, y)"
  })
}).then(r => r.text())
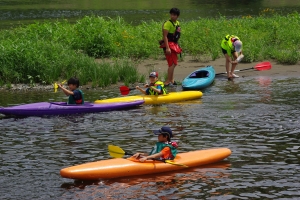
top-left (1, 0), bottom-right (300, 29)
top-left (0, 76), bottom-right (299, 199)
top-left (1, 0), bottom-right (300, 198)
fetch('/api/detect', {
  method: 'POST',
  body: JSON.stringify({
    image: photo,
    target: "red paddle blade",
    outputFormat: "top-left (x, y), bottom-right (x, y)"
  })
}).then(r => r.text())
top-left (120, 86), bottom-right (130, 96)
top-left (120, 90), bottom-right (130, 95)
top-left (120, 85), bottom-right (130, 92)
top-left (254, 61), bottom-right (272, 71)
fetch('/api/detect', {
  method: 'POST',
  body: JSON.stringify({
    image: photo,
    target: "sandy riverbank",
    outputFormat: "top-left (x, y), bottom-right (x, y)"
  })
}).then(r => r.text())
top-left (137, 55), bottom-right (300, 81)
top-left (1, 55), bottom-right (299, 91)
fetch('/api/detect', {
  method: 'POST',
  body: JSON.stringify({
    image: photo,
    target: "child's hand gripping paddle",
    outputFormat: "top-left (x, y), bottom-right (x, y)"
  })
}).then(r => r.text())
top-left (54, 80), bottom-right (67, 92)
top-left (108, 145), bottom-right (188, 167)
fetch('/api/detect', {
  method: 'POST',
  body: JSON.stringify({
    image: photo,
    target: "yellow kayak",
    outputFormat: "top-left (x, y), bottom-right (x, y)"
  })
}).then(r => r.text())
top-left (95, 91), bottom-right (203, 105)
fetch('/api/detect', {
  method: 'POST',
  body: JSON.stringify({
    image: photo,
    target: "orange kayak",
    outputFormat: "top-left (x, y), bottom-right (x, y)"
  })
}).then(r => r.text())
top-left (60, 148), bottom-right (231, 180)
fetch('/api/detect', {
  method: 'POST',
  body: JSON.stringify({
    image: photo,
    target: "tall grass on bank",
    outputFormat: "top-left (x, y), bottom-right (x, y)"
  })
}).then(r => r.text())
top-left (182, 11), bottom-right (300, 64)
top-left (1, 12), bottom-right (300, 85)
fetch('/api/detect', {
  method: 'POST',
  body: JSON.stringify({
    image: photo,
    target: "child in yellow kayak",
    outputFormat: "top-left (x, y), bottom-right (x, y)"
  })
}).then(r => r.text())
top-left (136, 72), bottom-right (167, 95)
top-left (133, 126), bottom-right (178, 162)
top-left (58, 77), bottom-right (84, 104)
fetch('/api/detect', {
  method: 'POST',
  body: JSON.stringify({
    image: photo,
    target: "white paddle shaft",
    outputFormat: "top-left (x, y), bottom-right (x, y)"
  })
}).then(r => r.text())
top-left (236, 55), bottom-right (244, 62)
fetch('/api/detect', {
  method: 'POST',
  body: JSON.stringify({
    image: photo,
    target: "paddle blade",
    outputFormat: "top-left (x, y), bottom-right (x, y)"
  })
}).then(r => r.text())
top-left (120, 90), bottom-right (130, 96)
top-left (120, 85), bottom-right (130, 95)
top-left (120, 85), bottom-right (129, 92)
top-left (164, 160), bottom-right (189, 168)
top-left (108, 145), bottom-right (126, 158)
top-left (120, 85), bottom-right (134, 95)
top-left (54, 80), bottom-right (67, 89)
top-left (254, 61), bottom-right (272, 71)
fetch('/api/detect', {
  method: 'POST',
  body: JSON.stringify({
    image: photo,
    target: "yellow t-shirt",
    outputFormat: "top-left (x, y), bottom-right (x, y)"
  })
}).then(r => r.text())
top-left (163, 20), bottom-right (180, 34)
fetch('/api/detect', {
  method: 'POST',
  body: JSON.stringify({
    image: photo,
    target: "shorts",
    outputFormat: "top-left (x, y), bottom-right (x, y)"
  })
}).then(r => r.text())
top-left (165, 51), bottom-right (178, 67)
top-left (221, 47), bottom-right (235, 55)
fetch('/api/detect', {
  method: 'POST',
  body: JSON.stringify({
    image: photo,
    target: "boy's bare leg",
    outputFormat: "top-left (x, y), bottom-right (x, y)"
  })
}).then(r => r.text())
top-left (230, 53), bottom-right (238, 77)
top-left (225, 60), bottom-right (231, 78)
top-left (167, 64), bottom-right (175, 84)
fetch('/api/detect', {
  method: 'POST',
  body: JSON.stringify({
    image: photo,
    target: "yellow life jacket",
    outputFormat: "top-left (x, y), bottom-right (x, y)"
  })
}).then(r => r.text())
top-left (221, 35), bottom-right (240, 56)
top-left (148, 81), bottom-right (167, 95)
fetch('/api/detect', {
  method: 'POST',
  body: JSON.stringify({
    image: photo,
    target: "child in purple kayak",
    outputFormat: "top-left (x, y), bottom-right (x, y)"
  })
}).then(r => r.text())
top-left (58, 77), bottom-right (84, 104)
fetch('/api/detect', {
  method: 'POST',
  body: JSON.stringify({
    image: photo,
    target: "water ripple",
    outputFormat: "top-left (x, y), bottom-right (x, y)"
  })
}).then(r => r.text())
top-left (0, 77), bottom-right (300, 199)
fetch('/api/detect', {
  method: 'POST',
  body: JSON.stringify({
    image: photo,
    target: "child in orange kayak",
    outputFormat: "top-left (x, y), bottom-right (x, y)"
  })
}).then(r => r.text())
top-left (132, 126), bottom-right (178, 162)
top-left (58, 77), bottom-right (84, 104)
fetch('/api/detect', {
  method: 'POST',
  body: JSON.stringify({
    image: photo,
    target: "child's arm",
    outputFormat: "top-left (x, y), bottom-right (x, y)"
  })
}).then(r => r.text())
top-left (224, 54), bottom-right (237, 64)
top-left (58, 84), bottom-right (74, 96)
top-left (150, 86), bottom-right (161, 94)
top-left (136, 86), bottom-right (147, 95)
top-left (132, 152), bottom-right (149, 158)
top-left (152, 87), bottom-right (161, 93)
top-left (163, 30), bottom-right (170, 54)
top-left (139, 152), bottom-right (162, 162)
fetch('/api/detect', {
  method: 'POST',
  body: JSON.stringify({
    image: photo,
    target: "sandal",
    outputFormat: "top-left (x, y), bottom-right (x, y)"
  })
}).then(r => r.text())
top-left (232, 73), bottom-right (239, 78)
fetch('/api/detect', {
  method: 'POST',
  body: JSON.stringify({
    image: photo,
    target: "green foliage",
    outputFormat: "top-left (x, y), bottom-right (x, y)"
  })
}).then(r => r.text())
top-left (1, 13), bottom-right (300, 85)
top-left (5, 83), bottom-right (12, 89)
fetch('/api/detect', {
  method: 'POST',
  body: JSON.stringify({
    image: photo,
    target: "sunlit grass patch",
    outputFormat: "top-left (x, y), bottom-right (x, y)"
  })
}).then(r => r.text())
top-left (1, 12), bottom-right (300, 85)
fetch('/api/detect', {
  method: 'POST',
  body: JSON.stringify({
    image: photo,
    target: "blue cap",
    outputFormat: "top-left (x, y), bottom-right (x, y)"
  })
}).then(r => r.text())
top-left (153, 126), bottom-right (173, 138)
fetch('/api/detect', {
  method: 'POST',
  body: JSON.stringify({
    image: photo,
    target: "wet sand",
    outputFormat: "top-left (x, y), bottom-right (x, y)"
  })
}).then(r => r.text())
top-left (137, 55), bottom-right (300, 81)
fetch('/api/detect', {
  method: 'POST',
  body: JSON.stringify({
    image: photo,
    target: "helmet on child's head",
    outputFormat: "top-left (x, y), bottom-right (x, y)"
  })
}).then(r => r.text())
top-left (153, 126), bottom-right (173, 138)
top-left (149, 72), bottom-right (158, 78)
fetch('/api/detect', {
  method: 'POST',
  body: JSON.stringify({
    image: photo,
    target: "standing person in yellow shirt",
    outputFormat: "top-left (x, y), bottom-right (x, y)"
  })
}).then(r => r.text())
top-left (220, 35), bottom-right (243, 80)
top-left (160, 8), bottom-right (182, 86)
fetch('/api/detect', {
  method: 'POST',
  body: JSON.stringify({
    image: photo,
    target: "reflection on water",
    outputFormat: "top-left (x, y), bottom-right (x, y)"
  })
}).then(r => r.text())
top-left (60, 162), bottom-right (231, 199)
top-left (0, 77), bottom-right (300, 199)
top-left (256, 76), bottom-right (272, 103)
top-left (1, 0), bottom-right (300, 29)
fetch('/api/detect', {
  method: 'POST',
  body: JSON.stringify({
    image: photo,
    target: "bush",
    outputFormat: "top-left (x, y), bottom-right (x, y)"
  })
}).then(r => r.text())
top-left (1, 12), bottom-right (300, 85)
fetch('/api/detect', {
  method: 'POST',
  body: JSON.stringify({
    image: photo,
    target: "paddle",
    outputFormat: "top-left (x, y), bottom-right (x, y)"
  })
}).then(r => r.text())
top-left (108, 145), bottom-right (188, 167)
top-left (216, 61), bottom-right (272, 75)
top-left (54, 80), bottom-right (67, 89)
top-left (54, 80), bottom-right (67, 93)
top-left (119, 85), bottom-right (136, 95)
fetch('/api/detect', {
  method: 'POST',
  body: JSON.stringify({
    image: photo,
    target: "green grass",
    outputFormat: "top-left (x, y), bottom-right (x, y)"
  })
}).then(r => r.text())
top-left (0, 11), bottom-right (299, 85)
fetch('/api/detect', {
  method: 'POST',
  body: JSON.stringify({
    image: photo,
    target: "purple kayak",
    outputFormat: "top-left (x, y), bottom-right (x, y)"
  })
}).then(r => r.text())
top-left (0, 101), bottom-right (144, 116)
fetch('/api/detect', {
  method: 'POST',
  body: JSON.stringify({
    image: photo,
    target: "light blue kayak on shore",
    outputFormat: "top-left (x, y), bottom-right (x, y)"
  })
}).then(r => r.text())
top-left (182, 65), bottom-right (215, 90)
